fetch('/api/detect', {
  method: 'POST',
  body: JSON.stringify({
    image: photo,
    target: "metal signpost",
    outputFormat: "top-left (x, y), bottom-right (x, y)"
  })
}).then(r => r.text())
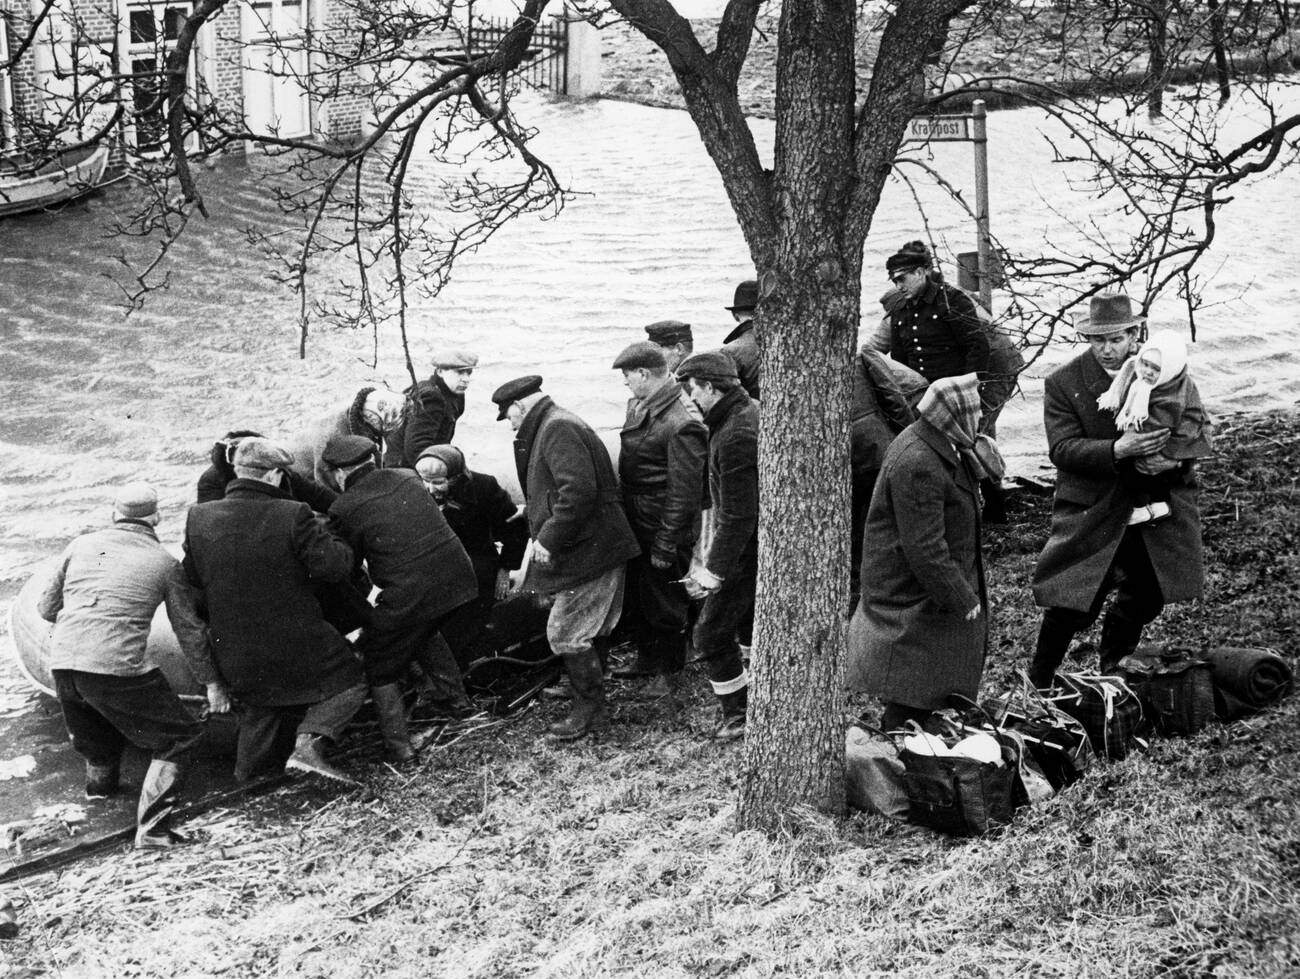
top-left (904, 99), bottom-right (993, 312)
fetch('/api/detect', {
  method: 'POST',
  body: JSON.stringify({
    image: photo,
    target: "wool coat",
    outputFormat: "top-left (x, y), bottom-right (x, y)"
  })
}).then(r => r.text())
top-left (388, 375), bottom-right (463, 468)
top-left (1032, 349), bottom-right (1205, 612)
top-left (851, 348), bottom-right (917, 476)
top-left (721, 320), bottom-right (761, 400)
top-left (618, 379), bottom-right (708, 565)
top-left (846, 419), bottom-right (988, 709)
top-left (183, 479), bottom-right (362, 707)
top-left (514, 397), bottom-right (640, 593)
top-left (701, 386), bottom-right (759, 580)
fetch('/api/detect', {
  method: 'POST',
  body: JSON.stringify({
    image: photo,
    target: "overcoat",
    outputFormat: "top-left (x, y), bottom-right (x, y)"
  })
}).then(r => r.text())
top-left (618, 379), bottom-right (707, 564)
top-left (388, 375), bottom-right (463, 468)
top-left (851, 348), bottom-right (917, 476)
top-left (846, 419), bottom-right (988, 708)
top-left (701, 386), bottom-right (759, 580)
top-left (1031, 349), bottom-right (1205, 612)
top-left (721, 320), bottom-right (761, 400)
top-left (183, 479), bottom-right (362, 706)
top-left (514, 397), bottom-right (640, 593)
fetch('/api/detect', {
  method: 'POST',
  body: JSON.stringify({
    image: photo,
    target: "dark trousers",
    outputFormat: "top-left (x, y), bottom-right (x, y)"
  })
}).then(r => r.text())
top-left (234, 682), bottom-right (366, 782)
top-left (851, 468), bottom-right (881, 604)
top-left (358, 595), bottom-right (467, 687)
top-left (692, 552), bottom-right (756, 689)
top-left (441, 588), bottom-right (496, 673)
top-left (1029, 528), bottom-right (1165, 687)
top-left (623, 548), bottom-right (691, 673)
top-left (54, 668), bottom-right (202, 768)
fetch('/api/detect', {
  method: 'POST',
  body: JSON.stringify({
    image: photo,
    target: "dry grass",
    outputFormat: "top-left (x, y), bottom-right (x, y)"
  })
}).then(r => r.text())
top-left (1, 410), bottom-right (1297, 978)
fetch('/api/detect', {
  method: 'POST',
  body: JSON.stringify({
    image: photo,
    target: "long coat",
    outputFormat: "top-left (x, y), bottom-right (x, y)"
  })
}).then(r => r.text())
top-left (721, 320), bottom-right (761, 400)
top-left (846, 419), bottom-right (988, 709)
top-left (387, 375), bottom-right (463, 468)
top-left (618, 379), bottom-right (707, 564)
top-left (851, 348), bottom-right (917, 477)
top-left (183, 479), bottom-right (362, 707)
top-left (701, 386), bottom-right (759, 580)
top-left (1032, 349), bottom-right (1205, 612)
top-left (514, 397), bottom-right (640, 593)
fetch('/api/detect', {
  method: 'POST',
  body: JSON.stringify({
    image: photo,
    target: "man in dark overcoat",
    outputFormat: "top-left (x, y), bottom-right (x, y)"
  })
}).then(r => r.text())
top-left (323, 435), bottom-right (478, 761)
top-left (676, 352), bottom-right (759, 740)
top-left (610, 341), bottom-right (708, 697)
top-left (491, 376), bottom-right (641, 741)
top-left (1028, 294), bottom-right (1204, 687)
top-left (184, 439), bottom-right (366, 784)
top-left (720, 280), bottom-right (761, 400)
top-left (387, 349), bottom-right (478, 468)
top-left (845, 374), bottom-right (988, 730)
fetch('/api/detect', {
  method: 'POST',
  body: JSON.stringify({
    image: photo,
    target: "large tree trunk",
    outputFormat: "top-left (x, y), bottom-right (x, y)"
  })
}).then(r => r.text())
top-left (737, 0), bottom-right (859, 833)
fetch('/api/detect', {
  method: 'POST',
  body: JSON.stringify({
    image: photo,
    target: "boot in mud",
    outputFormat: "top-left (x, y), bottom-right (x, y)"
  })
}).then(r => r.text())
top-left (84, 760), bottom-right (121, 800)
top-left (713, 688), bottom-right (748, 742)
top-left (286, 733), bottom-right (357, 785)
top-left (134, 759), bottom-right (186, 849)
top-left (547, 650), bottom-right (609, 741)
top-left (371, 683), bottom-right (415, 764)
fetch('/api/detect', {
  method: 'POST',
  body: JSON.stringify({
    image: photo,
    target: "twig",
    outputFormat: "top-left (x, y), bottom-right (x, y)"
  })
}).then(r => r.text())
top-left (334, 830), bottom-right (478, 921)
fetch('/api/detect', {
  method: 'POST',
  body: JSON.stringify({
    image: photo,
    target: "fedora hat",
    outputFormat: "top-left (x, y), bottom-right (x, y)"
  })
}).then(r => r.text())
top-left (1075, 293), bottom-right (1147, 335)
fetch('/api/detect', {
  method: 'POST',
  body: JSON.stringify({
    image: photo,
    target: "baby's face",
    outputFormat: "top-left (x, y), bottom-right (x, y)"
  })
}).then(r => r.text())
top-left (1137, 352), bottom-right (1162, 384)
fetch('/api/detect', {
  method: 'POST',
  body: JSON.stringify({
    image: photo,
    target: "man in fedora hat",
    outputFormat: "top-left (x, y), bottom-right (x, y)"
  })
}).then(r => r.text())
top-left (38, 482), bottom-right (228, 848)
top-left (491, 375), bottom-right (641, 740)
top-left (1027, 292), bottom-right (1204, 688)
top-left (388, 348), bottom-right (479, 468)
top-left (721, 280), bottom-right (761, 400)
top-left (644, 320), bottom-right (694, 373)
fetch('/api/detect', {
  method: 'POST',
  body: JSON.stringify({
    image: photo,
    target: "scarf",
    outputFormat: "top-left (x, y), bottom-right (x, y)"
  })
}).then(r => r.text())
top-left (917, 373), bottom-right (1005, 481)
top-left (1097, 330), bottom-right (1189, 430)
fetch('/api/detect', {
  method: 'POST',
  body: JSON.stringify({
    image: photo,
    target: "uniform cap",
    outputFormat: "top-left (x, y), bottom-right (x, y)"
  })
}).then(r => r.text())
top-left (644, 320), bottom-right (693, 345)
top-left (612, 341), bottom-right (668, 372)
top-left (114, 482), bottom-right (158, 519)
top-left (321, 434), bottom-right (377, 468)
top-left (432, 349), bottom-right (479, 370)
top-left (490, 375), bottom-right (544, 420)
top-left (676, 351), bottom-right (740, 385)
top-left (231, 437), bottom-right (295, 471)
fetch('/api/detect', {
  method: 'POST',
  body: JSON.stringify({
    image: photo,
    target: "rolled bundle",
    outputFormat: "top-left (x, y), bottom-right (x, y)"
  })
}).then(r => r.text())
top-left (1202, 647), bottom-right (1294, 720)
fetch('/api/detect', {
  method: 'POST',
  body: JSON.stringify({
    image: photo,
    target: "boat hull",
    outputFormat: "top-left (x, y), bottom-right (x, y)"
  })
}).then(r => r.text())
top-left (0, 145), bottom-right (110, 218)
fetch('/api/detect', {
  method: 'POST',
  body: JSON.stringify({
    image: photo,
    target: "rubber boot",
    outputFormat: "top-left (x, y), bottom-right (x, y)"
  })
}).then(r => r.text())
top-left (547, 649), bottom-right (609, 741)
top-left (134, 759), bottom-right (185, 849)
top-left (285, 732), bottom-right (357, 785)
top-left (370, 683), bottom-right (415, 764)
top-left (541, 674), bottom-right (574, 700)
top-left (84, 760), bottom-right (120, 800)
top-left (714, 688), bottom-right (748, 742)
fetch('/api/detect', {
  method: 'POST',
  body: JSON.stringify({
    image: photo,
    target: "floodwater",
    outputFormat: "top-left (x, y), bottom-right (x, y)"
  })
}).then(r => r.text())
top-left (2, 90), bottom-right (1299, 834)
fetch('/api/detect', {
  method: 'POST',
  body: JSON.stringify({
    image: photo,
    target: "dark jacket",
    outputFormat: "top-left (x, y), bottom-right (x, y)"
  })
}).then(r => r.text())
top-left (721, 318), bottom-right (761, 399)
top-left (1032, 350), bottom-right (1205, 612)
top-left (846, 419), bottom-right (987, 708)
top-left (619, 379), bottom-right (708, 564)
top-left (285, 388), bottom-right (387, 485)
top-left (442, 471), bottom-right (529, 594)
top-left (514, 397), bottom-right (640, 593)
top-left (196, 443), bottom-right (337, 513)
top-left (388, 375), bottom-right (463, 468)
top-left (328, 466), bottom-right (477, 626)
top-left (889, 279), bottom-right (990, 384)
top-left (851, 348), bottom-right (916, 476)
top-left (183, 479), bottom-right (361, 707)
top-left (701, 386), bottom-right (759, 580)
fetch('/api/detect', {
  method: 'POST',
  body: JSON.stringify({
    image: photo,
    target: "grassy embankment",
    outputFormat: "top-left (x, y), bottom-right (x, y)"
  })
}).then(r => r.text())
top-left (1, 410), bottom-right (1297, 978)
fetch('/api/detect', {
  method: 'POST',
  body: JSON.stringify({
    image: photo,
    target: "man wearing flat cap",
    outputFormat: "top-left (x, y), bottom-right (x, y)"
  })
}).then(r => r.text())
top-left (610, 341), bottom-right (708, 697)
top-left (1027, 292), bottom-right (1204, 687)
top-left (387, 348), bottom-right (479, 469)
top-left (644, 320), bottom-right (694, 373)
top-left (185, 438), bottom-right (367, 784)
top-left (322, 434), bottom-right (478, 762)
top-left (38, 482), bottom-right (227, 848)
top-left (676, 351), bottom-right (759, 740)
top-left (491, 375), bottom-right (640, 740)
top-left (721, 280), bottom-right (761, 400)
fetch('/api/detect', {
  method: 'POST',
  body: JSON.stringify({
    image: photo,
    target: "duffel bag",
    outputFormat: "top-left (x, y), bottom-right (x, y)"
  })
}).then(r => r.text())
top-left (899, 742), bottom-right (1016, 837)
top-left (1119, 645), bottom-right (1216, 736)
top-left (1054, 671), bottom-right (1145, 761)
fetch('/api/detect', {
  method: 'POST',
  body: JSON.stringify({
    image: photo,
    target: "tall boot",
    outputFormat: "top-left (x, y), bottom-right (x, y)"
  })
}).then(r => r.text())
top-left (370, 683), bottom-right (415, 764)
top-left (714, 687), bottom-right (748, 742)
top-left (1028, 614), bottom-right (1077, 690)
top-left (547, 649), bottom-right (609, 741)
top-left (1098, 609), bottom-right (1144, 675)
top-left (134, 759), bottom-right (185, 849)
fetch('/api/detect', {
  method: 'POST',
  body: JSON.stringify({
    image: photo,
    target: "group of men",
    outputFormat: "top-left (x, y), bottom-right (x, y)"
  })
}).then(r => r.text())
top-left (34, 251), bottom-right (1203, 850)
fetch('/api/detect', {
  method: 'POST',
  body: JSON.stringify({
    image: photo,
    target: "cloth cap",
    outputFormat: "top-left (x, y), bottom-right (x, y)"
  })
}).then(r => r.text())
top-left (232, 437), bottom-right (295, 471)
top-left (1074, 293), bottom-right (1147, 336)
top-left (491, 375), bottom-right (544, 420)
top-left (321, 434), bottom-right (377, 468)
top-left (644, 320), bottom-right (693, 345)
top-left (918, 373), bottom-right (982, 450)
top-left (612, 341), bottom-right (668, 372)
top-left (416, 444), bottom-right (466, 480)
top-left (114, 482), bottom-right (158, 519)
top-left (676, 351), bottom-right (739, 386)
top-left (885, 241), bottom-right (932, 275)
top-left (725, 280), bottom-right (758, 312)
top-left (432, 349), bottom-right (478, 370)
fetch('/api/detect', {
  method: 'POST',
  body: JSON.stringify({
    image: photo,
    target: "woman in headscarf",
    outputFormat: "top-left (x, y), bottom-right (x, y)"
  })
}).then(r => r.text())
top-left (845, 373), bottom-right (997, 730)
top-left (414, 446), bottom-right (528, 668)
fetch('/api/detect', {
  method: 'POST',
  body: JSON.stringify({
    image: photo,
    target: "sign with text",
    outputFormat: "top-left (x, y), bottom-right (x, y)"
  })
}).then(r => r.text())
top-left (905, 115), bottom-right (973, 142)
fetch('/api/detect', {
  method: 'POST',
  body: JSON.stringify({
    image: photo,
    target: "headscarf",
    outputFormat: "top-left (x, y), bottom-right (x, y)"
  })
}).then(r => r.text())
top-left (1097, 330), bottom-right (1189, 430)
top-left (416, 444), bottom-right (466, 481)
top-left (917, 373), bottom-right (1005, 481)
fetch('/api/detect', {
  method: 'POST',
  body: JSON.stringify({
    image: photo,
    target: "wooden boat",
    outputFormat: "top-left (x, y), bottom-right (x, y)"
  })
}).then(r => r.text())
top-left (0, 144), bottom-right (110, 218)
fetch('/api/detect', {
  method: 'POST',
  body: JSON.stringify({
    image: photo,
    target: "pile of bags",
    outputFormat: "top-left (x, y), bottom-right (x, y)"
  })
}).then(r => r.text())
top-left (847, 644), bottom-right (1293, 836)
